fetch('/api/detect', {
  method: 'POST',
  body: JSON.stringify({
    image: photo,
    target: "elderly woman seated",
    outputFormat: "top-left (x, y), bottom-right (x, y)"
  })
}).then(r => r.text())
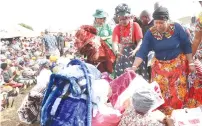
top-left (118, 86), bottom-right (174, 126)
top-left (1, 63), bottom-right (23, 88)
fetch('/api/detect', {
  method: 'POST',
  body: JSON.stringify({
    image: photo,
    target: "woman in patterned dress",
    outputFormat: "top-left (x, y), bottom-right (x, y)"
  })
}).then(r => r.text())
top-left (192, 1), bottom-right (202, 60)
top-left (185, 1), bottom-right (202, 109)
top-left (128, 7), bottom-right (197, 115)
top-left (118, 86), bottom-right (174, 126)
top-left (112, 3), bottom-right (149, 80)
top-left (93, 9), bottom-right (113, 49)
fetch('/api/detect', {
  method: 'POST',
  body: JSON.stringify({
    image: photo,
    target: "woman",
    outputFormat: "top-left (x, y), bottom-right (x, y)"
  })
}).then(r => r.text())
top-left (118, 86), bottom-right (174, 126)
top-left (74, 25), bottom-right (116, 73)
top-left (18, 60), bottom-right (52, 124)
top-left (192, 1), bottom-right (202, 60)
top-left (112, 3), bottom-right (149, 80)
top-left (185, 1), bottom-right (202, 109)
top-left (127, 7), bottom-right (196, 115)
top-left (93, 9), bottom-right (113, 49)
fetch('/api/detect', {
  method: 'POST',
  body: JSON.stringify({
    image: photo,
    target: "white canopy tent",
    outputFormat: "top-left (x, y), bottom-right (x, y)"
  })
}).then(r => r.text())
top-left (0, 24), bottom-right (40, 38)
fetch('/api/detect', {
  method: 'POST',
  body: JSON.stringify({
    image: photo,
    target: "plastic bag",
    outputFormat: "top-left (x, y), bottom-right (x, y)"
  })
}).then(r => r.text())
top-left (171, 106), bottom-right (202, 126)
top-left (113, 74), bottom-right (149, 111)
top-left (92, 112), bottom-right (121, 126)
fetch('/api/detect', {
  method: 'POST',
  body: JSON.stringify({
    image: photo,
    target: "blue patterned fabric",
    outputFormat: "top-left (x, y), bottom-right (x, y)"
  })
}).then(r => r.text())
top-left (43, 34), bottom-right (58, 52)
top-left (41, 59), bottom-right (93, 126)
top-left (50, 98), bottom-right (87, 126)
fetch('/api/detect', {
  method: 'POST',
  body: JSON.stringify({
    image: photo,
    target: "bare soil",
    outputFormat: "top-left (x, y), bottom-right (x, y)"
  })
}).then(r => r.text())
top-left (0, 86), bottom-right (40, 126)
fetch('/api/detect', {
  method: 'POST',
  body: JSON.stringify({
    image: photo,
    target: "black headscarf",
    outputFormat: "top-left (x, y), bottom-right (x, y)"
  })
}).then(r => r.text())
top-left (153, 6), bottom-right (169, 21)
top-left (115, 3), bottom-right (131, 16)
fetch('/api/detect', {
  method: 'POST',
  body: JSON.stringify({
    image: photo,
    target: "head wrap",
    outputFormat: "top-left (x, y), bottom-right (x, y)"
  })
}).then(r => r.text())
top-left (153, 6), bottom-right (169, 21)
top-left (132, 87), bottom-right (156, 114)
top-left (115, 3), bottom-right (131, 16)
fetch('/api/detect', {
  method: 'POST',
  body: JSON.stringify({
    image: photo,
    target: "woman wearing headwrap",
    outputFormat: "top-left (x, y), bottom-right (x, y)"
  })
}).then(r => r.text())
top-left (127, 6), bottom-right (198, 115)
top-left (18, 60), bottom-right (52, 124)
top-left (118, 85), bottom-right (174, 126)
top-left (93, 9), bottom-right (113, 49)
top-left (112, 3), bottom-right (149, 80)
top-left (74, 25), bottom-right (116, 73)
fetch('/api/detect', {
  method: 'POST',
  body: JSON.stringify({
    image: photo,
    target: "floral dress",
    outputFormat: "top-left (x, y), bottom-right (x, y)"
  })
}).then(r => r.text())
top-left (118, 106), bottom-right (165, 126)
top-left (194, 11), bottom-right (202, 62)
top-left (184, 11), bottom-right (202, 109)
top-left (113, 22), bottom-right (149, 80)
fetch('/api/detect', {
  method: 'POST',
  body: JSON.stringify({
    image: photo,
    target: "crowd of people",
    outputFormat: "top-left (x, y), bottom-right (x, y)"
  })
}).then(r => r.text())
top-left (0, 1), bottom-right (202, 126)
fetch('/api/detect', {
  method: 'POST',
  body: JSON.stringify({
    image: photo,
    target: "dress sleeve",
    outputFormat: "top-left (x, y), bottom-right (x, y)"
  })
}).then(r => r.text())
top-left (133, 22), bottom-right (143, 41)
top-left (177, 23), bottom-right (192, 54)
top-left (112, 25), bottom-right (120, 43)
top-left (107, 24), bottom-right (113, 36)
top-left (136, 30), bottom-right (152, 60)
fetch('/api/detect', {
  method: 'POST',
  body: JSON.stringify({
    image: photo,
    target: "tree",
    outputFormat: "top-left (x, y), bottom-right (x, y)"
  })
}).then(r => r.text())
top-left (18, 23), bottom-right (34, 31)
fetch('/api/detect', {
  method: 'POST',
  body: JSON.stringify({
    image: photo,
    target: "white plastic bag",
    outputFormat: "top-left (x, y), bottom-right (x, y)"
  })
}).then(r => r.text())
top-left (171, 106), bottom-right (202, 126)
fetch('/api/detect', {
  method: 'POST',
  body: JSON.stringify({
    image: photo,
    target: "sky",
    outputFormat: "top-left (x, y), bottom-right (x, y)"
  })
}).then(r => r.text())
top-left (0, 0), bottom-right (201, 33)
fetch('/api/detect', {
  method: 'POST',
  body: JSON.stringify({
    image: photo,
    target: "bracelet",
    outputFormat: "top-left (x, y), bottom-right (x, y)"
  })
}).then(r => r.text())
top-left (132, 65), bottom-right (137, 68)
top-left (189, 63), bottom-right (195, 66)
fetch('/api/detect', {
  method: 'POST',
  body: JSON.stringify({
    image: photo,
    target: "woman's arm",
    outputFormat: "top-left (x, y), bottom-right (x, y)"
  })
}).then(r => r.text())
top-left (129, 39), bottom-right (142, 57)
top-left (126, 31), bottom-right (152, 71)
top-left (131, 57), bottom-right (143, 70)
top-left (192, 31), bottom-right (202, 56)
top-left (112, 26), bottom-right (121, 55)
top-left (186, 53), bottom-right (194, 64)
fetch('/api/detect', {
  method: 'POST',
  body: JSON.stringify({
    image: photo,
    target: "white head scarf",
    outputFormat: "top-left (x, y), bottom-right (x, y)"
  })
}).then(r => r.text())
top-left (132, 88), bottom-right (156, 114)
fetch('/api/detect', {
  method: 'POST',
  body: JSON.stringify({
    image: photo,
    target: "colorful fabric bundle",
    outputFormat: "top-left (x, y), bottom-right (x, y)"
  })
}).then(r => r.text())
top-left (75, 25), bottom-right (116, 73)
top-left (40, 59), bottom-right (97, 126)
top-left (109, 71), bottom-right (136, 111)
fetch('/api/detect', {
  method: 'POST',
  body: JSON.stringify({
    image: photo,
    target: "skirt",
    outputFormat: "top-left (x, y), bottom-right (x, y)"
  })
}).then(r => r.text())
top-left (114, 45), bottom-right (149, 81)
top-left (151, 54), bottom-right (189, 115)
top-left (184, 59), bottom-right (202, 108)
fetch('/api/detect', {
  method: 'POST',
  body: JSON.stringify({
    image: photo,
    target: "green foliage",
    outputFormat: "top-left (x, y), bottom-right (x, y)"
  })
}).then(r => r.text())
top-left (18, 23), bottom-right (34, 31)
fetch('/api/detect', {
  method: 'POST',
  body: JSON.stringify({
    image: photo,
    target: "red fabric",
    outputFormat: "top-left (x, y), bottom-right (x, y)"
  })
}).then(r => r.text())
top-left (101, 72), bottom-right (113, 83)
top-left (195, 59), bottom-right (202, 83)
top-left (75, 25), bottom-right (116, 73)
top-left (112, 22), bottom-right (143, 43)
top-left (92, 112), bottom-right (121, 126)
top-left (7, 83), bottom-right (23, 88)
top-left (109, 71), bottom-right (136, 107)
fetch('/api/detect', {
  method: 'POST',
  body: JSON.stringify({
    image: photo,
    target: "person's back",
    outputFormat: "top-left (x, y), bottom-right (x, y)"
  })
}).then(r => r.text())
top-left (43, 34), bottom-right (58, 52)
top-left (57, 34), bottom-right (65, 56)
top-left (42, 33), bottom-right (60, 57)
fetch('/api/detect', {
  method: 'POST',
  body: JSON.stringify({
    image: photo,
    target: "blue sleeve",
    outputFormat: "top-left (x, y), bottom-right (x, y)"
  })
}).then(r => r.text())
top-left (136, 30), bottom-right (152, 60)
top-left (176, 23), bottom-right (192, 54)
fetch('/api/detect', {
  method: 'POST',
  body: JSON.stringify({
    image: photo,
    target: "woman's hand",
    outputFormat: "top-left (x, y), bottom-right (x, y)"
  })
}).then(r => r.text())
top-left (116, 51), bottom-right (123, 60)
top-left (101, 37), bottom-right (107, 41)
top-left (129, 49), bottom-right (137, 58)
top-left (189, 63), bottom-right (196, 73)
top-left (165, 117), bottom-right (174, 126)
top-left (125, 65), bottom-right (138, 72)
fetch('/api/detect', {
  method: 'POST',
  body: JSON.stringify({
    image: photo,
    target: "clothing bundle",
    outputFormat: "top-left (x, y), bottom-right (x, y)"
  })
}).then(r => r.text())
top-left (74, 25), bottom-right (116, 73)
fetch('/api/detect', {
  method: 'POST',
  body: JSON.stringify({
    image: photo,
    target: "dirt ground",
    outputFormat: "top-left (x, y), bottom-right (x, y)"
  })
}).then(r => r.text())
top-left (0, 86), bottom-right (40, 126)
